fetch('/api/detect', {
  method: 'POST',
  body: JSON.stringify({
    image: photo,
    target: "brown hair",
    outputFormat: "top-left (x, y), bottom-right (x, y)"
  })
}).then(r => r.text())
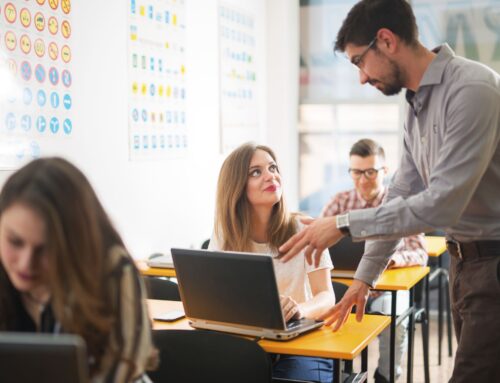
top-left (214, 142), bottom-right (297, 253)
top-left (349, 138), bottom-right (386, 161)
top-left (0, 157), bottom-right (138, 375)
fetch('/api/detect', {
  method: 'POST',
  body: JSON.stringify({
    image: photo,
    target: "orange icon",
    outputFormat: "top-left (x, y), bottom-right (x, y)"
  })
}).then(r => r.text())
top-left (61, 45), bottom-right (71, 63)
top-left (61, 0), bottom-right (71, 15)
top-left (20, 8), bottom-right (31, 28)
top-left (48, 41), bottom-right (58, 60)
top-left (34, 38), bottom-right (46, 57)
top-left (4, 3), bottom-right (17, 24)
top-left (48, 0), bottom-right (59, 11)
top-left (48, 16), bottom-right (58, 35)
top-left (61, 20), bottom-right (71, 38)
top-left (34, 12), bottom-right (45, 32)
top-left (20, 34), bottom-right (32, 54)
top-left (4, 31), bottom-right (17, 51)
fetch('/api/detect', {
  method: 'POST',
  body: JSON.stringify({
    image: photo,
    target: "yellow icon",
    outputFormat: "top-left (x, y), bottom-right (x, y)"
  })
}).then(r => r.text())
top-left (181, 65), bottom-right (185, 75)
top-left (139, 6), bottom-right (145, 16)
top-left (48, 16), bottom-right (58, 35)
top-left (61, 45), bottom-right (71, 63)
top-left (173, 14), bottom-right (177, 26)
top-left (20, 8), bottom-right (31, 28)
top-left (61, 20), bottom-right (71, 39)
top-left (48, 0), bottom-right (59, 11)
top-left (165, 41), bottom-right (169, 49)
top-left (61, 0), bottom-right (71, 14)
top-left (4, 3), bottom-right (17, 24)
top-left (4, 31), bottom-right (17, 51)
top-left (34, 12), bottom-right (45, 32)
top-left (166, 85), bottom-right (172, 97)
top-left (34, 38), bottom-right (45, 57)
top-left (48, 41), bottom-right (58, 61)
top-left (20, 35), bottom-right (31, 54)
top-left (36, 0), bottom-right (46, 5)
top-left (141, 83), bottom-right (147, 95)
top-left (158, 85), bottom-right (164, 96)
top-left (132, 82), bottom-right (138, 94)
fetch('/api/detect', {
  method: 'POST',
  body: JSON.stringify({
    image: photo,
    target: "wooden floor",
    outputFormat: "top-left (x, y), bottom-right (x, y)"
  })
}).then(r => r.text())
top-left (353, 313), bottom-right (456, 382)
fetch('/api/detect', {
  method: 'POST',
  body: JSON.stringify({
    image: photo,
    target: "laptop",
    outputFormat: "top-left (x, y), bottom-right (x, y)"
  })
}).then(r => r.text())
top-left (171, 248), bottom-right (324, 340)
top-left (0, 332), bottom-right (88, 383)
top-left (147, 250), bottom-right (174, 269)
top-left (329, 236), bottom-right (366, 278)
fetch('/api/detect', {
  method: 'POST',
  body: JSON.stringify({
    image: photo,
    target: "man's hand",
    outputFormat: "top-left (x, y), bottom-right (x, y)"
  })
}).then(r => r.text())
top-left (318, 280), bottom-right (370, 331)
top-left (279, 216), bottom-right (343, 266)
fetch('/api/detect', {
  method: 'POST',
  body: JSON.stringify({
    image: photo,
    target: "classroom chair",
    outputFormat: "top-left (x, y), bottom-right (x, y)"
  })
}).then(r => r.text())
top-left (143, 276), bottom-right (181, 301)
top-left (148, 329), bottom-right (315, 383)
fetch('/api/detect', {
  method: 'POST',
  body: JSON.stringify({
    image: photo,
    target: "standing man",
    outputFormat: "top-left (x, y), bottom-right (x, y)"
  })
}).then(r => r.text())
top-left (321, 138), bottom-right (428, 383)
top-left (279, 1), bottom-right (500, 382)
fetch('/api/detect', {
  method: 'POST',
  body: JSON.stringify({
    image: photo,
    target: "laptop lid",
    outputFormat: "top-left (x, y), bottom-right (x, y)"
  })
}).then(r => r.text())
top-left (329, 237), bottom-right (366, 278)
top-left (0, 333), bottom-right (88, 383)
top-left (170, 248), bottom-right (324, 340)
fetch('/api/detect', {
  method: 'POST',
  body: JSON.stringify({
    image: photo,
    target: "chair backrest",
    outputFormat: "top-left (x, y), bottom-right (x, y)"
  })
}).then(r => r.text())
top-left (143, 276), bottom-right (181, 301)
top-left (332, 281), bottom-right (349, 302)
top-left (148, 330), bottom-right (273, 383)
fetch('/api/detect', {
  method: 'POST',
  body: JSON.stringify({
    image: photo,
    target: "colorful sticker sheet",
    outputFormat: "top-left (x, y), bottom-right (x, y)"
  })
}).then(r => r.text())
top-left (0, 0), bottom-right (73, 169)
top-left (128, 0), bottom-right (187, 161)
top-left (219, 4), bottom-right (258, 153)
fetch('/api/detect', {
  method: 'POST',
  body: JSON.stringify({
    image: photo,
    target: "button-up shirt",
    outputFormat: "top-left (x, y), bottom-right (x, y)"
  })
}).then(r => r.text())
top-left (349, 44), bottom-right (500, 286)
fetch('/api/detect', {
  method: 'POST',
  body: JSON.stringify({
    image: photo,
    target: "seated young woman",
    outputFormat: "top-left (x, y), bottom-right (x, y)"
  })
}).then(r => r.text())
top-left (209, 142), bottom-right (336, 383)
top-left (0, 157), bottom-right (157, 382)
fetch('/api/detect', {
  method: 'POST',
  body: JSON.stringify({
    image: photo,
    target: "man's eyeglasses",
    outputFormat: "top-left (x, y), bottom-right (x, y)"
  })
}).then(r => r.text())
top-left (350, 37), bottom-right (377, 68)
top-left (348, 167), bottom-right (384, 180)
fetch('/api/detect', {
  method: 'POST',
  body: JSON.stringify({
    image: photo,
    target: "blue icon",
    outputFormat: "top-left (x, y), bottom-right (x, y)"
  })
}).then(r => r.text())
top-left (155, 12), bottom-right (162, 22)
top-left (50, 117), bottom-right (59, 133)
top-left (37, 90), bottom-right (47, 107)
top-left (21, 115), bottom-right (32, 131)
top-left (21, 62), bottom-right (32, 81)
top-left (5, 113), bottom-right (16, 130)
top-left (62, 70), bottom-right (72, 87)
top-left (63, 119), bottom-right (72, 134)
top-left (23, 88), bottom-right (33, 105)
top-left (131, 0), bottom-right (136, 13)
top-left (30, 141), bottom-right (41, 158)
top-left (132, 108), bottom-right (139, 122)
top-left (49, 67), bottom-right (59, 86)
top-left (165, 11), bottom-right (169, 23)
top-left (35, 64), bottom-right (46, 83)
top-left (63, 94), bottom-right (72, 110)
top-left (133, 135), bottom-right (140, 149)
top-left (150, 57), bottom-right (155, 71)
top-left (158, 59), bottom-right (163, 72)
top-left (50, 92), bottom-right (60, 108)
top-left (141, 109), bottom-right (147, 122)
top-left (149, 84), bottom-right (155, 96)
top-left (160, 135), bottom-right (165, 149)
top-left (148, 5), bottom-right (153, 19)
top-left (166, 111), bottom-right (172, 123)
top-left (36, 116), bottom-right (47, 132)
top-left (143, 135), bottom-right (149, 149)
top-left (151, 135), bottom-right (157, 149)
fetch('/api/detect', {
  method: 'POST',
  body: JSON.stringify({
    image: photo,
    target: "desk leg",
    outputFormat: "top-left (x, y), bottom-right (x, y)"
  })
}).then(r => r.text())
top-left (438, 256), bottom-right (443, 365)
top-left (407, 288), bottom-right (415, 383)
top-left (334, 359), bottom-right (341, 383)
top-left (390, 291), bottom-right (397, 383)
top-left (361, 346), bottom-right (368, 372)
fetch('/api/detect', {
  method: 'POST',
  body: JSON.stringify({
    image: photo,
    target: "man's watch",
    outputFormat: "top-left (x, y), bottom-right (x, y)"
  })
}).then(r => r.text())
top-left (336, 213), bottom-right (351, 237)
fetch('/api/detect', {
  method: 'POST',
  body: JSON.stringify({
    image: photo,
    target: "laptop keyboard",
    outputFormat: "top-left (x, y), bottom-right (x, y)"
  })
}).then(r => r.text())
top-left (286, 318), bottom-right (307, 330)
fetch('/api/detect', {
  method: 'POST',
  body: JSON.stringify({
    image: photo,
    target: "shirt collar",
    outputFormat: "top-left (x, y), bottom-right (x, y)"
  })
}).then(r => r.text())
top-left (356, 187), bottom-right (386, 208)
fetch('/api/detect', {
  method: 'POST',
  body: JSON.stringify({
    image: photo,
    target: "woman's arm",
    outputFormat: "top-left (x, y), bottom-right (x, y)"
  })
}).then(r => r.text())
top-left (299, 268), bottom-right (335, 319)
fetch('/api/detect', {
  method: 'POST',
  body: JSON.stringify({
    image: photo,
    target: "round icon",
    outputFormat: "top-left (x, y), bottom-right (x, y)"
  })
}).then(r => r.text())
top-left (48, 41), bottom-right (58, 60)
top-left (20, 8), bottom-right (31, 27)
top-left (132, 82), bottom-right (138, 94)
top-left (20, 61), bottom-right (32, 81)
top-left (48, 0), bottom-right (59, 11)
top-left (20, 34), bottom-right (31, 54)
top-left (61, 0), bottom-right (71, 14)
top-left (21, 115), bottom-right (32, 132)
top-left (34, 38), bottom-right (45, 57)
top-left (61, 69), bottom-right (71, 87)
top-left (5, 113), bottom-right (16, 131)
top-left (36, 0), bottom-right (46, 5)
top-left (141, 83), bottom-right (147, 95)
top-left (48, 67), bottom-right (59, 85)
top-left (141, 109), bottom-right (147, 122)
top-left (61, 45), bottom-right (71, 63)
top-left (63, 94), bottom-right (72, 110)
top-left (50, 92), bottom-right (60, 108)
top-left (4, 3), bottom-right (17, 24)
top-left (4, 31), bottom-right (17, 51)
top-left (149, 83), bottom-right (155, 96)
top-left (48, 16), bottom-right (58, 35)
top-left (23, 88), bottom-right (33, 105)
top-left (7, 59), bottom-right (17, 76)
top-left (61, 20), bottom-right (71, 38)
top-left (132, 108), bottom-right (138, 122)
top-left (37, 90), bottom-right (47, 107)
top-left (34, 12), bottom-right (45, 32)
top-left (63, 118), bottom-right (72, 134)
top-left (35, 64), bottom-right (46, 83)
top-left (36, 116), bottom-right (47, 132)
top-left (49, 117), bottom-right (59, 133)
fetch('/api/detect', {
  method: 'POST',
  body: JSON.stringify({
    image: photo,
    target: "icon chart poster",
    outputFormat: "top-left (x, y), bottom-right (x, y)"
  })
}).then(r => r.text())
top-left (219, 4), bottom-right (258, 153)
top-left (128, 0), bottom-right (187, 161)
top-left (0, 0), bottom-right (74, 169)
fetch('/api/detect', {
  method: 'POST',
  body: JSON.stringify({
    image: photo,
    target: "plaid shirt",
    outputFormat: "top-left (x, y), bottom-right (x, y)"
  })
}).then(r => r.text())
top-left (321, 188), bottom-right (428, 268)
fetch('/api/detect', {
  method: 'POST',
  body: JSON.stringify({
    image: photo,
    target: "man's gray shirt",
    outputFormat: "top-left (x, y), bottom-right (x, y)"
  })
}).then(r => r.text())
top-left (350, 44), bottom-right (500, 286)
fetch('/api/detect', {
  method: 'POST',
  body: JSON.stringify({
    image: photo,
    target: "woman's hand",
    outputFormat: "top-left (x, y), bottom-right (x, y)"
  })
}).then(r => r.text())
top-left (280, 295), bottom-right (303, 322)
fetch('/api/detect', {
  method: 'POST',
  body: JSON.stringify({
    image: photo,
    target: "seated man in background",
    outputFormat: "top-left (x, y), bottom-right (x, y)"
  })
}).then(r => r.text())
top-left (321, 138), bottom-right (427, 383)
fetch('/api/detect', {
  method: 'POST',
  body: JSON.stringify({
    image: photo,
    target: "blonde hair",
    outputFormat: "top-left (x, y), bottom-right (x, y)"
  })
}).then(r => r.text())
top-left (214, 142), bottom-right (297, 253)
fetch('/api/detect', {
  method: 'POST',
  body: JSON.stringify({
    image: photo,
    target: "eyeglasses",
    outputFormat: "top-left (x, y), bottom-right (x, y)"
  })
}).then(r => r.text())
top-left (350, 37), bottom-right (377, 68)
top-left (348, 167), bottom-right (384, 180)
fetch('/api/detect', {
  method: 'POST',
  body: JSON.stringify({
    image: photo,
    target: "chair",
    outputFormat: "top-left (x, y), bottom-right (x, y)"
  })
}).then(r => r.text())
top-left (201, 238), bottom-right (210, 249)
top-left (143, 276), bottom-right (181, 301)
top-left (148, 330), bottom-right (314, 383)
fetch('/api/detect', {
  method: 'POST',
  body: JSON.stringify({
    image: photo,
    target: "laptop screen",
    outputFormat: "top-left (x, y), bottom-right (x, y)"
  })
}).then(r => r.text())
top-left (328, 236), bottom-right (366, 271)
top-left (171, 248), bottom-right (285, 330)
top-left (0, 333), bottom-right (88, 383)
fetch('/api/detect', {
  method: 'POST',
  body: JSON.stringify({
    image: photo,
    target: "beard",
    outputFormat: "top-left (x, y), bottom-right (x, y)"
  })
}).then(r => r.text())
top-left (369, 58), bottom-right (405, 96)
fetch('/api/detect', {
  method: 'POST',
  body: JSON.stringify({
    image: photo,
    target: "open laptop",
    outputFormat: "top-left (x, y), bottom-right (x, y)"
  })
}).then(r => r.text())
top-left (0, 333), bottom-right (88, 383)
top-left (171, 248), bottom-right (324, 340)
top-left (329, 236), bottom-right (366, 278)
top-left (147, 250), bottom-right (174, 269)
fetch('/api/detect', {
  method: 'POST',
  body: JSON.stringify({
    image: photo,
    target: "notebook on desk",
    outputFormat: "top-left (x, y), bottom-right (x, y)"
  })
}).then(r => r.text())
top-left (329, 237), bottom-right (366, 278)
top-left (171, 248), bottom-right (324, 340)
top-left (0, 333), bottom-right (88, 383)
top-left (147, 251), bottom-right (174, 268)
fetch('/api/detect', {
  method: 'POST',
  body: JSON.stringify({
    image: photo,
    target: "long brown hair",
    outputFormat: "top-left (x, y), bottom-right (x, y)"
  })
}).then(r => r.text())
top-left (214, 142), bottom-right (297, 253)
top-left (0, 157), bottom-right (131, 374)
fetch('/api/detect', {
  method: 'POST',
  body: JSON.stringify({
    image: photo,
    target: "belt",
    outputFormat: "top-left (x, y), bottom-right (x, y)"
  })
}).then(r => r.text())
top-left (446, 240), bottom-right (500, 260)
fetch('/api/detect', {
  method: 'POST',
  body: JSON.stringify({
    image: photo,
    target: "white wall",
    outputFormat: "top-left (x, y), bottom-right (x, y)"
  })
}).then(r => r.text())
top-left (0, 0), bottom-right (300, 259)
